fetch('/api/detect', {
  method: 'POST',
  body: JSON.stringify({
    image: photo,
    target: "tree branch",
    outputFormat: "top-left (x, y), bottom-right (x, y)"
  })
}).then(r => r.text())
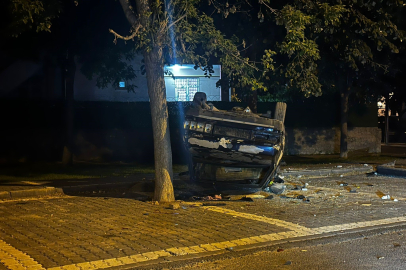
top-left (110, 0), bottom-right (144, 44)
top-left (119, 0), bottom-right (138, 26)
top-left (109, 28), bottom-right (139, 43)
top-left (166, 13), bottom-right (187, 31)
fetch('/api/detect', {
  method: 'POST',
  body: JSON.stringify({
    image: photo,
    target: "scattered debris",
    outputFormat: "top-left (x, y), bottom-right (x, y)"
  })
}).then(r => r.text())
top-left (284, 261), bottom-right (292, 265)
top-left (337, 165), bottom-right (343, 168)
top-left (393, 243), bottom-right (401, 248)
top-left (296, 195), bottom-right (306, 200)
top-left (265, 195), bottom-right (274, 200)
top-left (383, 160), bottom-right (396, 167)
top-left (169, 202), bottom-right (180, 210)
top-left (361, 204), bottom-right (372, 206)
top-left (274, 176), bottom-right (285, 183)
top-left (301, 250), bottom-right (307, 252)
top-left (376, 190), bottom-right (393, 200)
top-left (337, 181), bottom-right (348, 186)
top-left (192, 195), bottom-right (224, 201)
top-left (244, 194), bottom-right (265, 199)
top-left (344, 186), bottom-right (357, 193)
top-left (226, 247), bottom-right (234, 251)
top-left (202, 203), bottom-right (227, 206)
top-left (203, 195), bottom-right (222, 200)
top-left (277, 248), bottom-right (284, 252)
top-left (394, 198), bottom-right (399, 202)
top-left (366, 172), bottom-right (378, 177)
top-left (340, 175), bottom-right (344, 178)
top-left (152, 201), bottom-right (159, 206)
top-left (181, 206), bottom-right (188, 210)
top-left (364, 164), bottom-right (369, 166)
top-left (263, 187), bottom-right (271, 192)
top-left (270, 183), bottom-right (286, 194)
top-left (240, 197), bottom-right (254, 202)
top-left (377, 256), bottom-right (385, 260)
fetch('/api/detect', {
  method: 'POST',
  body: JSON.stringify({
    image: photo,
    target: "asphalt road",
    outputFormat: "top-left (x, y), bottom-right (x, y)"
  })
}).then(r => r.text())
top-left (166, 229), bottom-right (406, 270)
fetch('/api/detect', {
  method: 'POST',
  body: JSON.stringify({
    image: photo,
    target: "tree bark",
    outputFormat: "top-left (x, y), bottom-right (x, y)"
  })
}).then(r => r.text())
top-left (220, 69), bottom-right (229, 101)
top-left (340, 85), bottom-right (350, 159)
top-left (248, 89), bottom-right (258, 113)
top-left (144, 47), bottom-right (175, 202)
top-left (385, 92), bottom-right (390, 144)
top-left (117, 0), bottom-right (175, 202)
top-left (62, 52), bottom-right (76, 165)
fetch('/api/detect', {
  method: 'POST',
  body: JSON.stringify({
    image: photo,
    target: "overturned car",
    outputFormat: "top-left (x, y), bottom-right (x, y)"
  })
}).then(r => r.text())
top-left (182, 92), bottom-right (287, 191)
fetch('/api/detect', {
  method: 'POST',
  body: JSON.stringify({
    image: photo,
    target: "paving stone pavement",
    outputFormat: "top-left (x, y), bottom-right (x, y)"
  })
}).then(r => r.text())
top-left (1, 174), bottom-right (406, 270)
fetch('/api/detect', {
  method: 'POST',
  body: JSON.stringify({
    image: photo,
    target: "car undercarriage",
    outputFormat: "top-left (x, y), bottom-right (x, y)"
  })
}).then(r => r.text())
top-left (182, 92), bottom-right (287, 191)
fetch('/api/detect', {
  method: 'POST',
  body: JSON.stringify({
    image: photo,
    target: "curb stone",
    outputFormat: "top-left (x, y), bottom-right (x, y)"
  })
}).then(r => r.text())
top-left (279, 165), bottom-right (373, 178)
top-left (0, 191), bottom-right (11, 200)
top-left (376, 166), bottom-right (406, 177)
top-left (8, 187), bottom-right (64, 199)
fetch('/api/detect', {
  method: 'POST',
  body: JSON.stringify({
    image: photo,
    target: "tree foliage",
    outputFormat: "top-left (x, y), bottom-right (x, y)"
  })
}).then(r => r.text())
top-left (261, 0), bottom-right (405, 97)
top-left (1, 0), bottom-right (61, 37)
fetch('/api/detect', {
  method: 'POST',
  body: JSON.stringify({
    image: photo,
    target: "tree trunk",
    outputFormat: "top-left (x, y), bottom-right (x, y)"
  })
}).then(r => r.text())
top-left (248, 89), bottom-right (258, 113)
top-left (220, 69), bottom-right (229, 101)
top-left (62, 53), bottom-right (76, 165)
top-left (144, 48), bottom-right (175, 202)
top-left (385, 92), bottom-right (390, 144)
top-left (119, 0), bottom-right (175, 202)
top-left (340, 85), bottom-right (350, 159)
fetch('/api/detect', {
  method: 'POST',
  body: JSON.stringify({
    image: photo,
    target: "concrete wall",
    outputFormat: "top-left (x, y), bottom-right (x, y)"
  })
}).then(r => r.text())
top-left (285, 127), bottom-right (382, 155)
top-left (74, 55), bottom-right (150, 102)
top-left (74, 56), bottom-right (222, 102)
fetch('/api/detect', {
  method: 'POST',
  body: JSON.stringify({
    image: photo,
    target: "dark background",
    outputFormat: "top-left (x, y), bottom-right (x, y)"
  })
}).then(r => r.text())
top-left (0, 98), bottom-right (377, 164)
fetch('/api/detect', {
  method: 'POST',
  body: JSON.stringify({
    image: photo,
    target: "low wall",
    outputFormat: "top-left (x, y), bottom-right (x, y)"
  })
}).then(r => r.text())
top-left (285, 127), bottom-right (381, 155)
top-left (0, 99), bottom-right (380, 163)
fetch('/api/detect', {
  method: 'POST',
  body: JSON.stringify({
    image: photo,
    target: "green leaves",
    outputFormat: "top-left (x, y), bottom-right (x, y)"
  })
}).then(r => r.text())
top-left (260, 0), bottom-right (405, 98)
top-left (5, 0), bottom-right (61, 37)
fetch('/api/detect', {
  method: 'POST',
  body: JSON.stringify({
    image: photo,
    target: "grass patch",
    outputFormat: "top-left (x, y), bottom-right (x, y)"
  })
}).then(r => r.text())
top-left (0, 162), bottom-right (188, 182)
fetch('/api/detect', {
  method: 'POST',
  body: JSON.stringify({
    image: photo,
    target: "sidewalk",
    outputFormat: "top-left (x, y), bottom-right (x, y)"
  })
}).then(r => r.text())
top-left (1, 173), bottom-right (406, 270)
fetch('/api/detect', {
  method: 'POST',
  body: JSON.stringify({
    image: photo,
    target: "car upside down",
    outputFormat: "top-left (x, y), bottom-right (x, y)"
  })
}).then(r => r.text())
top-left (182, 92), bottom-right (287, 191)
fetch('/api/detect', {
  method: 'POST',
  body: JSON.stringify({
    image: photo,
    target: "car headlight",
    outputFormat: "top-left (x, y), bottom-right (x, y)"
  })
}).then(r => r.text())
top-left (204, 124), bottom-right (212, 133)
top-left (184, 120), bottom-right (190, 129)
top-left (196, 122), bottom-right (205, 132)
top-left (190, 121), bottom-right (197, 130)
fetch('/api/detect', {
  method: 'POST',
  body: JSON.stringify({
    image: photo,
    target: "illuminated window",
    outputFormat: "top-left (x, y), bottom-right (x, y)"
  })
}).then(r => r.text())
top-left (117, 81), bottom-right (126, 90)
top-left (175, 78), bottom-right (199, 101)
